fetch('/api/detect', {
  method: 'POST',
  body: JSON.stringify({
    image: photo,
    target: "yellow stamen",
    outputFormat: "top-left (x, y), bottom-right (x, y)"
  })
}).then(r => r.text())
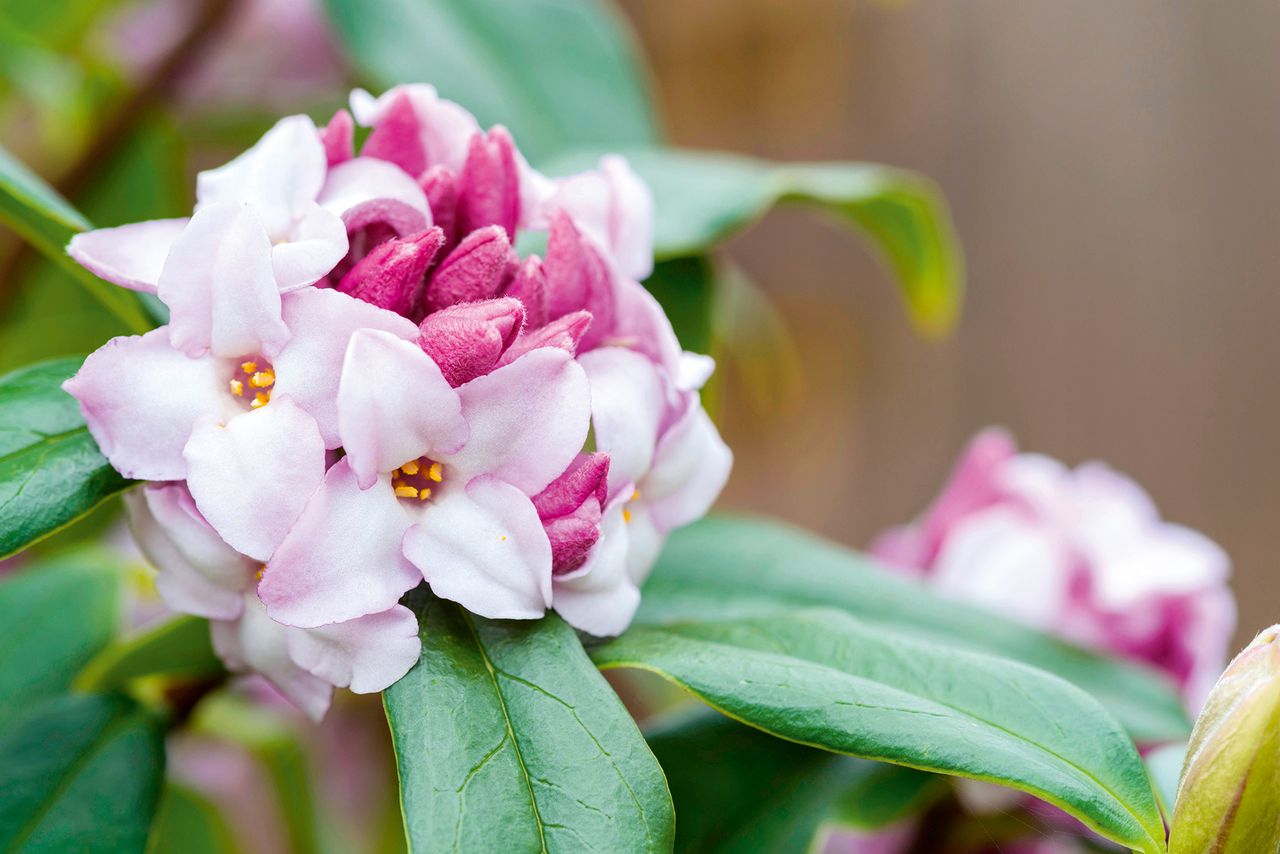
top-left (255, 566), bottom-right (265, 581)
top-left (399, 459), bottom-right (420, 476)
top-left (394, 485), bottom-right (420, 499)
top-left (229, 379), bottom-right (244, 397)
top-left (418, 487), bottom-right (432, 500)
top-left (250, 370), bottom-right (275, 388)
top-left (241, 361), bottom-right (257, 374)
top-left (499, 534), bottom-right (508, 541)
top-left (622, 507), bottom-right (633, 524)
top-left (250, 391), bottom-right (270, 408)
top-left (426, 462), bottom-right (443, 482)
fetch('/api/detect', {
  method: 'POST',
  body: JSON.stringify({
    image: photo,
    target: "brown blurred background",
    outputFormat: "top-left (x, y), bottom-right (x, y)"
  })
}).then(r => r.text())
top-left (618, 0), bottom-right (1280, 647)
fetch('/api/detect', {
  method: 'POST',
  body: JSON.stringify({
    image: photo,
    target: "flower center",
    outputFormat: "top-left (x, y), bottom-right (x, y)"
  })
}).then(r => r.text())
top-left (392, 456), bottom-right (444, 502)
top-left (228, 358), bottom-right (275, 410)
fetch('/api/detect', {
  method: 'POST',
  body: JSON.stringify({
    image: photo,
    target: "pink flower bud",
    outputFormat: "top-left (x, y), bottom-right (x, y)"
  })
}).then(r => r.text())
top-left (533, 453), bottom-right (610, 575)
top-left (420, 165), bottom-right (459, 247)
top-left (457, 126), bottom-right (520, 239)
top-left (543, 210), bottom-right (615, 349)
top-left (319, 109), bottom-right (354, 166)
top-left (417, 298), bottom-right (525, 387)
top-left (503, 256), bottom-right (548, 327)
top-left (361, 91), bottom-right (427, 177)
top-left (500, 311), bottom-right (593, 366)
top-left (336, 228), bottom-right (444, 318)
top-left (424, 225), bottom-right (516, 313)
top-left (1169, 625), bottom-right (1280, 854)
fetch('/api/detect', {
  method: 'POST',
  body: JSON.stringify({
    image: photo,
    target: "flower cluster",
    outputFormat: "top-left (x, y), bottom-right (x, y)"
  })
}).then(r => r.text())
top-left (872, 427), bottom-right (1235, 714)
top-left (65, 84), bottom-right (732, 719)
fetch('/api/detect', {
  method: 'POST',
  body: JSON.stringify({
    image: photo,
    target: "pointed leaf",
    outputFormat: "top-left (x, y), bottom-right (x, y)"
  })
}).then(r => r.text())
top-left (637, 515), bottom-right (1190, 744)
top-left (0, 694), bottom-right (165, 853)
top-left (545, 147), bottom-right (963, 334)
top-left (0, 143), bottom-right (155, 333)
top-left (384, 592), bottom-right (674, 852)
top-left (593, 608), bottom-right (1167, 854)
top-left (0, 356), bottom-right (133, 560)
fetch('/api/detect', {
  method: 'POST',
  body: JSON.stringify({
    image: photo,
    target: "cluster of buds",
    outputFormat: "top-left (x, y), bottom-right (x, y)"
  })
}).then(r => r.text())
top-left (65, 84), bottom-right (731, 718)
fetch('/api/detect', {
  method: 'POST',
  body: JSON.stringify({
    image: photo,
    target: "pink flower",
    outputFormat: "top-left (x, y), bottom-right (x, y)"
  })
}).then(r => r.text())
top-left (872, 428), bottom-right (1236, 713)
top-left (127, 482), bottom-right (420, 720)
top-left (258, 332), bottom-right (590, 628)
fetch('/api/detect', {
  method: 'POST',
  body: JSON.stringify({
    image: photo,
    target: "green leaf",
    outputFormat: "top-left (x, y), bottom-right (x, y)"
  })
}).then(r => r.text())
top-left (147, 784), bottom-right (239, 854)
top-left (77, 616), bottom-right (223, 693)
top-left (0, 142), bottom-right (154, 333)
top-left (384, 592), bottom-right (674, 853)
top-left (637, 515), bottom-right (1190, 744)
top-left (0, 356), bottom-right (133, 560)
top-left (593, 608), bottom-right (1167, 854)
top-left (320, 0), bottom-right (657, 162)
top-left (0, 548), bottom-right (121, 727)
top-left (545, 148), bottom-right (964, 334)
top-left (0, 693), bottom-right (165, 853)
top-left (646, 709), bottom-right (941, 853)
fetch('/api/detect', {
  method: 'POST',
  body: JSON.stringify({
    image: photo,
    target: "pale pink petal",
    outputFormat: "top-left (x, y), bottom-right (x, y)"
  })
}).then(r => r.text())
top-left (62, 329), bottom-right (237, 480)
top-left (553, 500), bottom-right (639, 636)
top-left (551, 154), bottom-right (654, 281)
top-left (351, 85), bottom-right (480, 175)
top-left (337, 329), bottom-right (468, 489)
top-left (623, 500), bottom-right (666, 585)
top-left (259, 459), bottom-right (420, 628)
top-left (272, 288), bottom-right (418, 447)
top-left (317, 157), bottom-right (431, 238)
top-left (285, 604), bottom-right (420, 694)
top-left (404, 476), bottom-right (551, 619)
top-left (196, 115), bottom-right (327, 238)
top-left (579, 347), bottom-right (665, 494)
top-left (676, 352), bottom-right (715, 391)
top-left (183, 398), bottom-right (327, 562)
top-left (603, 277), bottom-right (683, 377)
top-left (211, 596), bottom-right (332, 721)
top-left (67, 218), bottom-right (189, 294)
top-left (158, 202), bottom-right (289, 359)
top-left (270, 203), bottom-right (349, 291)
top-left (125, 483), bottom-right (253, 620)
top-left (450, 348), bottom-right (591, 494)
top-left (642, 398), bottom-right (732, 533)
top-left (1089, 523), bottom-right (1230, 610)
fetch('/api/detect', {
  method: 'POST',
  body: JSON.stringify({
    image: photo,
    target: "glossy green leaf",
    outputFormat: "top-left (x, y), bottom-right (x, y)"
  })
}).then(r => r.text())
top-left (0, 143), bottom-right (154, 333)
top-left (147, 784), bottom-right (239, 854)
top-left (321, 0), bottom-right (657, 163)
top-left (593, 608), bottom-right (1166, 854)
top-left (0, 693), bottom-right (165, 853)
top-left (77, 616), bottom-right (223, 693)
top-left (0, 356), bottom-right (133, 559)
top-left (384, 592), bottom-right (674, 853)
top-left (646, 709), bottom-right (941, 853)
top-left (0, 548), bottom-right (121, 727)
top-left (636, 515), bottom-right (1190, 744)
top-left (546, 148), bottom-right (963, 334)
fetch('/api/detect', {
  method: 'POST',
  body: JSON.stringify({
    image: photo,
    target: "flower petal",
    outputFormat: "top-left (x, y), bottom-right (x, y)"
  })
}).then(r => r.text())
top-left (403, 476), bottom-right (551, 619)
top-left (158, 202), bottom-right (289, 359)
top-left (125, 483), bottom-right (253, 620)
top-left (272, 288), bottom-right (418, 447)
top-left (259, 459), bottom-right (420, 628)
top-left (578, 347), bottom-right (665, 494)
top-left (211, 595), bottom-right (332, 721)
top-left (337, 329), bottom-right (468, 488)
top-left (284, 604), bottom-right (421, 694)
top-left (183, 397), bottom-right (327, 562)
top-left (62, 329), bottom-right (236, 480)
top-left (642, 396), bottom-right (732, 532)
top-left (270, 202), bottom-right (349, 291)
top-left (553, 499), bottom-right (639, 636)
top-left (67, 218), bottom-right (189, 293)
top-left (351, 85), bottom-right (480, 175)
top-left (317, 156), bottom-right (431, 238)
top-left (448, 348), bottom-right (590, 495)
top-left (550, 154), bottom-right (654, 281)
top-left (196, 115), bottom-right (327, 238)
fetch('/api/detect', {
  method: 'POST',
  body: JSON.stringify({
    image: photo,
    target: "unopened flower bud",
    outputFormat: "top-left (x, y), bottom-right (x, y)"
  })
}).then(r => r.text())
top-left (336, 228), bottom-right (444, 318)
top-left (543, 210), bottom-right (615, 349)
top-left (319, 109), bottom-right (354, 166)
top-left (418, 297), bottom-right (524, 386)
top-left (1169, 625), bottom-right (1280, 854)
top-left (424, 225), bottom-right (516, 313)
top-left (457, 126), bottom-right (520, 239)
top-left (532, 453), bottom-right (610, 575)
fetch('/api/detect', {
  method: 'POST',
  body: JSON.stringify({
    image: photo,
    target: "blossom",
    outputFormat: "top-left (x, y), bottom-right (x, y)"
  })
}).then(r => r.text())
top-left (871, 427), bottom-right (1235, 713)
top-left (127, 482), bottom-right (420, 720)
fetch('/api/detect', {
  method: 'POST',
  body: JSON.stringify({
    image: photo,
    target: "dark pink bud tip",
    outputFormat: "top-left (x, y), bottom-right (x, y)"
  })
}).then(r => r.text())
top-left (457, 126), bottom-right (520, 240)
top-left (545, 512), bottom-right (603, 577)
top-left (425, 225), bottom-right (516, 313)
top-left (320, 109), bottom-right (355, 166)
top-left (361, 91), bottom-right (425, 177)
top-left (336, 228), bottom-right (444, 318)
top-left (533, 453), bottom-right (610, 520)
top-left (420, 165), bottom-right (459, 247)
top-left (503, 256), bottom-right (548, 327)
top-left (418, 297), bottom-right (526, 387)
top-left (499, 310), bottom-right (593, 367)
top-left (544, 210), bottom-right (615, 348)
